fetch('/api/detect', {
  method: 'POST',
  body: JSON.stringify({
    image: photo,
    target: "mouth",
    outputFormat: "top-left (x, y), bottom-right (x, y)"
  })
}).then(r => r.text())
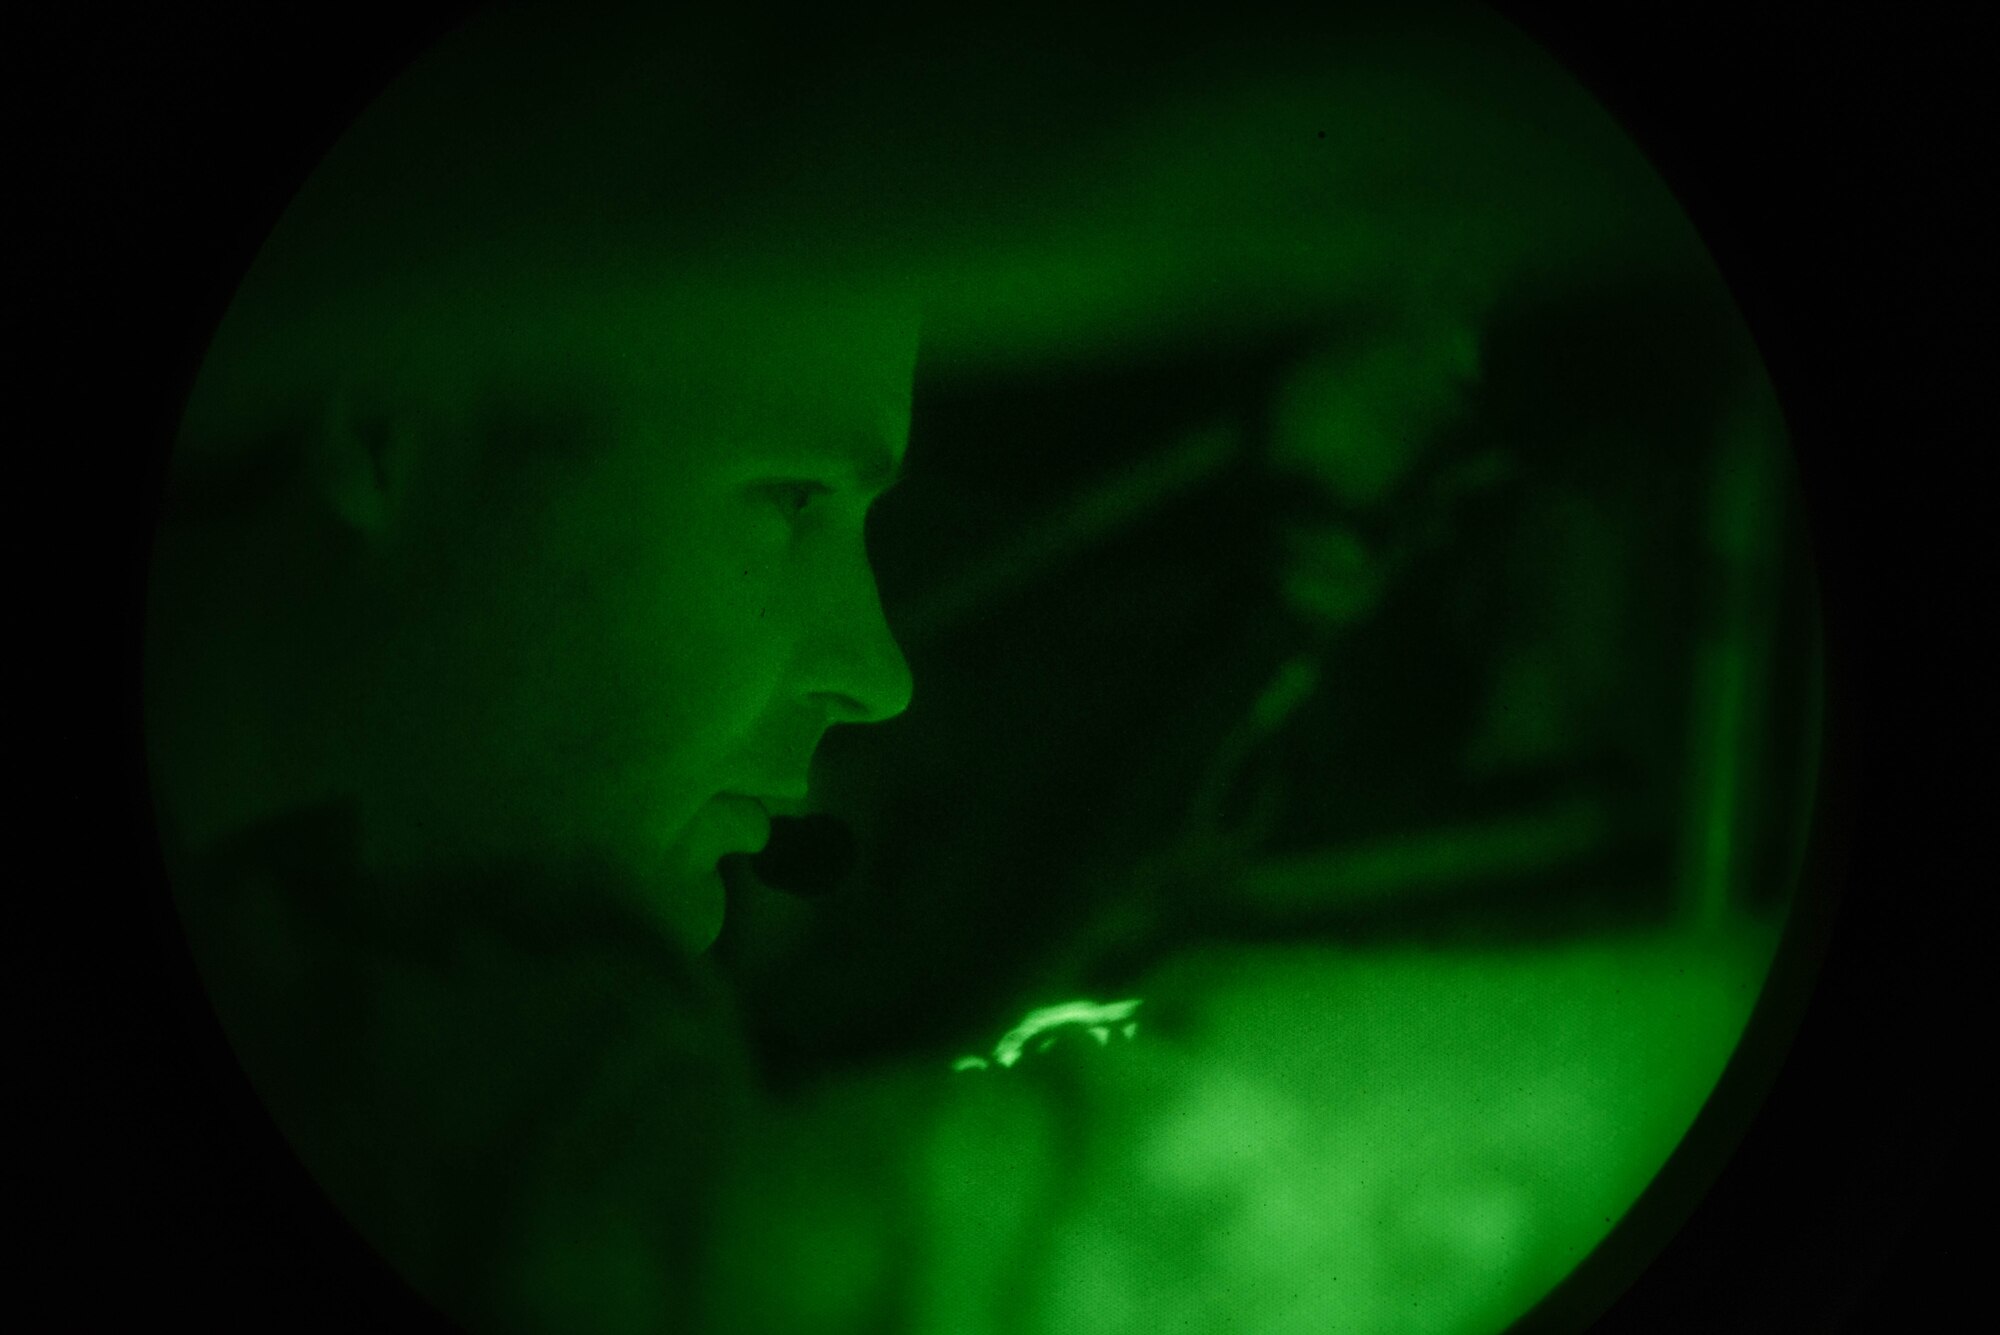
top-left (738, 787), bottom-right (811, 817)
top-left (742, 809), bottom-right (857, 898)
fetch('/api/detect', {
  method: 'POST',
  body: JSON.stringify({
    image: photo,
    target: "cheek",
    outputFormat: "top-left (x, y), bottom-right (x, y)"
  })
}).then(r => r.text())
top-left (472, 457), bottom-right (793, 771)
top-left (576, 517), bottom-right (791, 761)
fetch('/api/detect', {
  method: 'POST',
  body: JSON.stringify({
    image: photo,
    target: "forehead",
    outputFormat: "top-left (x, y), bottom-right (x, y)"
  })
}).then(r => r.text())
top-left (180, 172), bottom-right (922, 473)
top-left (622, 301), bottom-right (917, 484)
top-left (526, 273), bottom-right (916, 434)
top-left (406, 271), bottom-right (919, 486)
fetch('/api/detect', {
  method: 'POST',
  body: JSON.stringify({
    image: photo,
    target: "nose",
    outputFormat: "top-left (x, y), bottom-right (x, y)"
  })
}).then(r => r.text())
top-left (804, 542), bottom-right (915, 726)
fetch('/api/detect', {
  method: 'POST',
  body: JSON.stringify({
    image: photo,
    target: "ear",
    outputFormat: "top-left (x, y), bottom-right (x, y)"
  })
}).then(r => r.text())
top-left (307, 393), bottom-right (418, 536)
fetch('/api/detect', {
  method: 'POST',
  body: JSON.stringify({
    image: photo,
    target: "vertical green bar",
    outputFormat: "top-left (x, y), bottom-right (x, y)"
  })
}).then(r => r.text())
top-left (1679, 390), bottom-right (1784, 928)
top-left (1683, 641), bottom-right (1745, 928)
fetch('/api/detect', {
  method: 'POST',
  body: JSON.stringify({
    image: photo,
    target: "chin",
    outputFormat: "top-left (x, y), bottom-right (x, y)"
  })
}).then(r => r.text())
top-left (654, 861), bottom-right (728, 956)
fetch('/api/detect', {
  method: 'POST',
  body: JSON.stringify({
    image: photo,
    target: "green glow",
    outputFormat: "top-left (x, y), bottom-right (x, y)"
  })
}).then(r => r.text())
top-left (975, 996), bottom-right (1145, 1070)
top-left (146, 4), bottom-right (1817, 1334)
top-left (879, 927), bottom-right (1776, 1335)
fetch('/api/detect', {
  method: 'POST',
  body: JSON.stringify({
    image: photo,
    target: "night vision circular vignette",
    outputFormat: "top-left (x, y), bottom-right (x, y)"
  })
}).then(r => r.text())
top-left (139, 3), bottom-right (1828, 1333)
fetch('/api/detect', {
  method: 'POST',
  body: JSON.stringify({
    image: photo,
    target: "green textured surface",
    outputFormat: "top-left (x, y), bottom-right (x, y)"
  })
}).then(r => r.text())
top-left (707, 920), bottom-right (1775, 1334)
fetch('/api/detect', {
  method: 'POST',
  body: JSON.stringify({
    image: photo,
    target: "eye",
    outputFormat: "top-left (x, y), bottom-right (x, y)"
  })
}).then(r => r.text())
top-left (767, 480), bottom-right (833, 523)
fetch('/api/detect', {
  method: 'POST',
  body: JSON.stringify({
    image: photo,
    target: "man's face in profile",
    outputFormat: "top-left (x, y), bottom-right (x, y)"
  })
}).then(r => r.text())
top-left (344, 293), bottom-right (919, 951)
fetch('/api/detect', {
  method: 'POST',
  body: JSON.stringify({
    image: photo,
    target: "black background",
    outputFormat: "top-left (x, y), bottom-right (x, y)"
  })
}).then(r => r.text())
top-left (24, 1), bottom-right (1976, 1329)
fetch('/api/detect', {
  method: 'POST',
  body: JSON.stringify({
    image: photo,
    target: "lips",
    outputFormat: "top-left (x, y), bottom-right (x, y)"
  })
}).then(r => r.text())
top-left (737, 788), bottom-right (809, 818)
top-left (715, 793), bottom-right (777, 854)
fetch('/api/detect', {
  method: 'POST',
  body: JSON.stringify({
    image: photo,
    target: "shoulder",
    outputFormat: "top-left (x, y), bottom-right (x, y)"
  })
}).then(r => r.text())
top-left (168, 805), bottom-right (761, 1325)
